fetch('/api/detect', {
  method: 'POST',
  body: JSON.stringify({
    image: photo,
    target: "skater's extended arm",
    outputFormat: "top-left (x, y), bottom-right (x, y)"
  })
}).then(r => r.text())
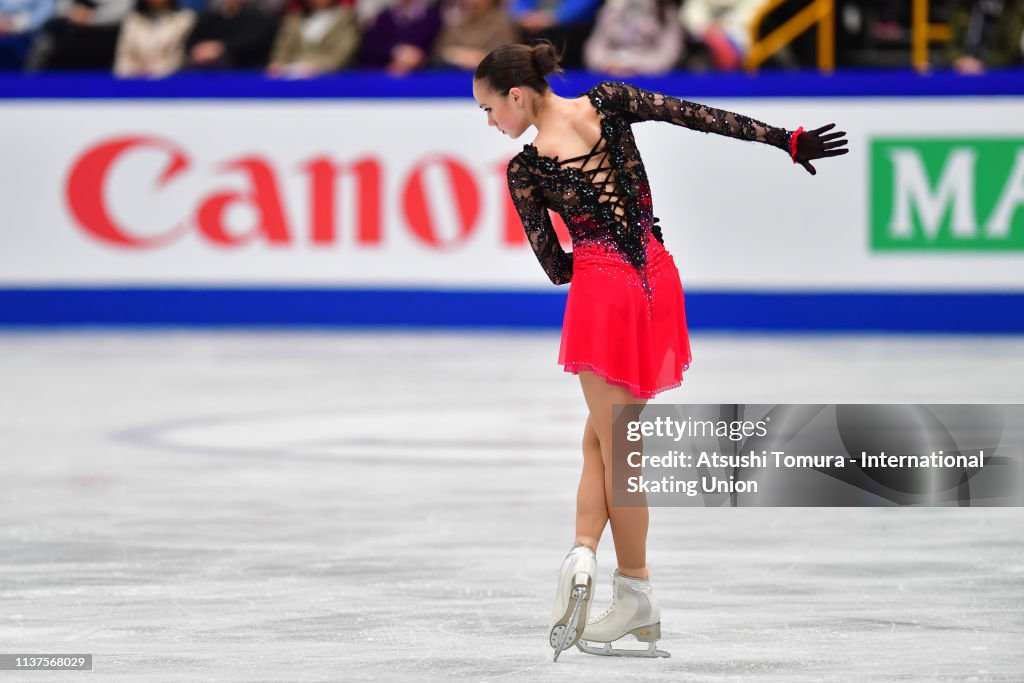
top-left (593, 80), bottom-right (792, 149)
top-left (592, 80), bottom-right (848, 174)
top-left (507, 158), bottom-right (573, 285)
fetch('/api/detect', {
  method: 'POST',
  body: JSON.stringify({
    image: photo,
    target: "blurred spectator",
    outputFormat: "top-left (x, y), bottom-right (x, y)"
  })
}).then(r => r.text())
top-left (27, 0), bottom-right (131, 69)
top-left (431, 0), bottom-right (517, 69)
top-left (767, 0), bottom-right (908, 69)
top-left (358, 0), bottom-right (441, 75)
top-left (113, 0), bottom-right (195, 76)
top-left (584, 0), bottom-right (682, 75)
top-left (249, 0), bottom-right (284, 16)
top-left (267, 0), bottom-right (359, 76)
top-left (865, 0), bottom-right (905, 41)
top-left (354, 0), bottom-right (388, 25)
top-left (510, 0), bottom-right (599, 68)
top-left (948, 0), bottom-right (1024, 73)
top-left (679, 0), bottom-right (759, 70)
top-left (0, 0), bottom-right (55, 68)
top-left (184, 0), bottom-right (276, 69)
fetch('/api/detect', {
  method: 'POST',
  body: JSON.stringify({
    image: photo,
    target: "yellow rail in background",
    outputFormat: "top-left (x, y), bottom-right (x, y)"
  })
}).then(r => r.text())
top-left (745, 0), bottom-right (835, 72)
top-left (912, 0), bottom-right (952, 70)
top-left (747, 0), bottom-right (952, 72)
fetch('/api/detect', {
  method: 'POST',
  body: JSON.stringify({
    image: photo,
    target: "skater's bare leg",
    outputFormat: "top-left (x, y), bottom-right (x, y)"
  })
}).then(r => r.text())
top-left (575, 413), bottom-right (607, 552)
top-left (578, 370), bottom-right (650, 580)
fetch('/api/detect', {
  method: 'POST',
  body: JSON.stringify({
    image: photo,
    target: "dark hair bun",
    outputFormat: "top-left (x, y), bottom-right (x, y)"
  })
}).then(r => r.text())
top-left (531, 42), bottom-right (563, 79)
top-left (474, 40), bottom-right (565, 95)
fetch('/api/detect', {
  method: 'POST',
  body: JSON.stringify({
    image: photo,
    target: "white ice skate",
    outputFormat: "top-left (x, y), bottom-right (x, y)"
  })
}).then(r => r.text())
top-left (576, 570), bottom-right (671, 658)
top-left (549, 543), bottom-right (596, 662)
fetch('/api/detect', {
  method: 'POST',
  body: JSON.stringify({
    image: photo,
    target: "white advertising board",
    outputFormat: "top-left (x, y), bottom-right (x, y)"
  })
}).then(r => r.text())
top-left (1, 97), bottom-right (1022, 290)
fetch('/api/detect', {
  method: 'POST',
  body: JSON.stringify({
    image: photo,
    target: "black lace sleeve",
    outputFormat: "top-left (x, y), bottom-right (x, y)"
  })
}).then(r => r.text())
top-left (594, 80), bottom-right (794, 153)
top-left (506, 156), bottom-right (573, 286)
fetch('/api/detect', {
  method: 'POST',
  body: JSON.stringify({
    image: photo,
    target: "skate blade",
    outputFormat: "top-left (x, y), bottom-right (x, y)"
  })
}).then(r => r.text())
top-left (576, 623), bottom-right (670, 658)
top-left (576, 639), bottom-right (671, 658)
top-left (549, 574), bottom-right (592, 661)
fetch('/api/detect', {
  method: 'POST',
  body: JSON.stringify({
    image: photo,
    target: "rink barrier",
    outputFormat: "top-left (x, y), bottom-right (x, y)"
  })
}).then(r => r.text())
top-left (2, 71), bottom-right (1022, 332)
top-left (0, 69), bottom-right (1023, 99)
top-left (0, 288), bottom-right (1021, 332)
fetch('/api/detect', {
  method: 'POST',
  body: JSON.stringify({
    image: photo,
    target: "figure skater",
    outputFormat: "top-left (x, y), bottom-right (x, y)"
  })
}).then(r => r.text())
top-left (471, 41), bottom-right (848, 661)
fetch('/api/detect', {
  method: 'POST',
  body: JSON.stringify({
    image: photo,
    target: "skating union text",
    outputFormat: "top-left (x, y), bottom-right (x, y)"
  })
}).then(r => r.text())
top-left (627, 474), bottom-right (755, 496)
top-left (623, 449), bottom-right (987, 496)
top-left (625, 450), bottom-right (986, 469)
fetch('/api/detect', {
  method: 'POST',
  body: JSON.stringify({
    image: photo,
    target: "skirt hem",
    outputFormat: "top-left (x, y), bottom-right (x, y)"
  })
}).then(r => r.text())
top-left (560, 359), bottom-right (692, 399)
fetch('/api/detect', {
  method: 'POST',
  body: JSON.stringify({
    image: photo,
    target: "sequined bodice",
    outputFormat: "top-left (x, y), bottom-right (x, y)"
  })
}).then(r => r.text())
top-left (506, 80), bottom-right (796, 285)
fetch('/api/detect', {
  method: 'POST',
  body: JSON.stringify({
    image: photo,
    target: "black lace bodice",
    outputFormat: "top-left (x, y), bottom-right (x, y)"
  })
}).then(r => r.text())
top-left (506, 80), bottom-right (797, 285)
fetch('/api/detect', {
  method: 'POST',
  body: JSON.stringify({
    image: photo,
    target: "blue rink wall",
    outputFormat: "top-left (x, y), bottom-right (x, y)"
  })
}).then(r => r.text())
top-left (1, 70), bottom-right (1023, 332)
top-left (1, 288), bottom-right (1023, 333)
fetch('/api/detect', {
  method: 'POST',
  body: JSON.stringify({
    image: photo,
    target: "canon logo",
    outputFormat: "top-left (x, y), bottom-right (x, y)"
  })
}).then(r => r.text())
top-left (64, 135), bottom-right (572, 250)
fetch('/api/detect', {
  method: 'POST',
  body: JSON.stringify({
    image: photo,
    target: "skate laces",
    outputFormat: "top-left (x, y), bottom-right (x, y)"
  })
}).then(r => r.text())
top-left (590, 602), bottom-right (615, 623)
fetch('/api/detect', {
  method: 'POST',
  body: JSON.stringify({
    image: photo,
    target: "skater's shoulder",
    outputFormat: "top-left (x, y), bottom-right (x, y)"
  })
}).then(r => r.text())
top-left (506, 148), bottom-right (539, 179)
top-left (591, 80), bottom-right (631, 94)
top-left (584, 80), bottom-right (632, 104)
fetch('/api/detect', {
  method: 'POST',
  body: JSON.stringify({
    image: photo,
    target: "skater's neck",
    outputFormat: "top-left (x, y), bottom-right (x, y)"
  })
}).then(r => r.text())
top-left (530, 90), bottom-right (574, 136)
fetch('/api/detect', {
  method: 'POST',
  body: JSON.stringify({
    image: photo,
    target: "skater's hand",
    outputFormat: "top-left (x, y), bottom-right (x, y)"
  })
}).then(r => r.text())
top-left (794, 123), bottom-right (849, 175)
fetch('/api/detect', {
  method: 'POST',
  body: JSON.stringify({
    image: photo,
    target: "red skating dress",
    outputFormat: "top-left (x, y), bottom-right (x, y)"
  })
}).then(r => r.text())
top-left (505, 81), bottom-right (797, 399)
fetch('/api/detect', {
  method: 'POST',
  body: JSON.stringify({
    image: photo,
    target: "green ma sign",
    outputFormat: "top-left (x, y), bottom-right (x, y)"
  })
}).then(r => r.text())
top-left (871, 139), bottom-right (1024, 250)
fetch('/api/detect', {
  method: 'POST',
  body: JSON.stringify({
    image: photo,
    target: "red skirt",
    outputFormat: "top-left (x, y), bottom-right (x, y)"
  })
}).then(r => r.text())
top-left (558, 231), bottom-right (691, 399)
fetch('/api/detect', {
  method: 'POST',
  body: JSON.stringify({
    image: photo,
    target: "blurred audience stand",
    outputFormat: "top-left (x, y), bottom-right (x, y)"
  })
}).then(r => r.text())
top-left (357, 0), bottom-right (441, 74)
top-left (510, 0), bottom-right (600, 67)
top-left (678, 0), bottom-right (756, 70)
top-left (26, 0), bottom-right (131, 70)
top-left (267, 0), bottom-right (359, 77)
top-left (1, 0), bottom-right (1022, 75)
top-left (432, 0), bottom-right (518, 70)
top-left (113, 0), bottom-right (195, 77)
top-left (0, 0), bottom-right (54, 68)
top-left (182, 0), bottom-right (277, 69)
top-left (946, 0), bottom-right (1024, 73)
top-left (583, 0), bottom-right (683, 75)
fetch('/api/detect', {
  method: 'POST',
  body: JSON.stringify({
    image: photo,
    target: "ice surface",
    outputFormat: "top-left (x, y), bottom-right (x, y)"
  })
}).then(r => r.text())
top-left (0, 331), bottom-right (1022, 682)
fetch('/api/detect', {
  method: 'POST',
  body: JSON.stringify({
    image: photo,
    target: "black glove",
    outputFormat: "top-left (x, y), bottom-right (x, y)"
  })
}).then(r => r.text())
top-left (793, 123), bottom-right (849, 175)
